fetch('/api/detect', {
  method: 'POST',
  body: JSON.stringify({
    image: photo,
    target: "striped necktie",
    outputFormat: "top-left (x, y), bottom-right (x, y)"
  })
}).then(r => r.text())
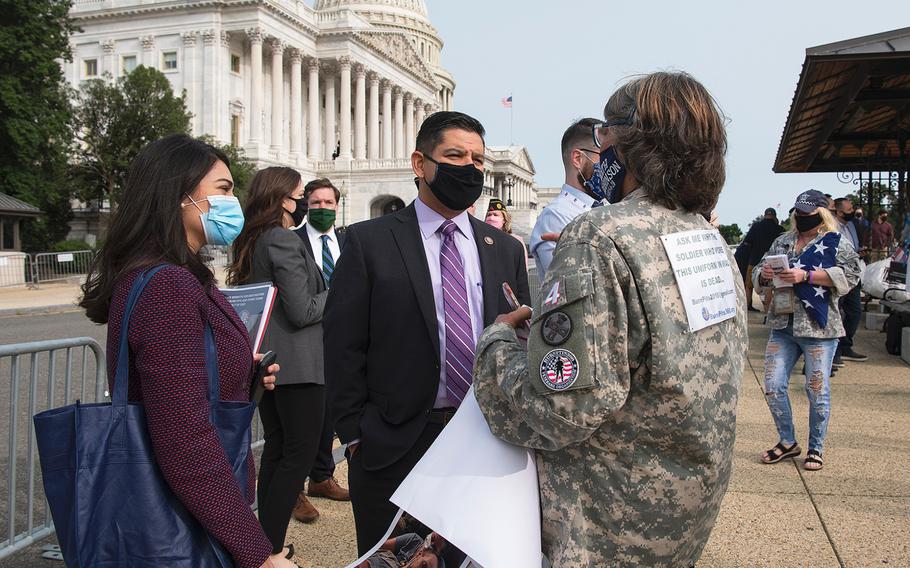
top-left (320, 234), bottom-right (334, 287)
top-left (438, 220), bottom-right (475, 406)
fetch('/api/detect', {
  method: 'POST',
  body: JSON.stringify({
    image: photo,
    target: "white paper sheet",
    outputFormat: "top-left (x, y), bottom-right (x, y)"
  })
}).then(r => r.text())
top-left (390, 390), bottom-right (542, 568)
top-left (661, 229), bottom-right (738, 332)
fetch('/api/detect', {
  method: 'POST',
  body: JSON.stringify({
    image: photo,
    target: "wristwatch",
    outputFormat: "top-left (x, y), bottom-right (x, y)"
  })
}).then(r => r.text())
top-left (803, 270), bottom-right (810, 283)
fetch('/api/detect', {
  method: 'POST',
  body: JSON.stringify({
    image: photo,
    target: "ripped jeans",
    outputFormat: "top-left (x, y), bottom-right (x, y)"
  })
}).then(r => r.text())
top-left (763, 324), bottom-right (836, 454)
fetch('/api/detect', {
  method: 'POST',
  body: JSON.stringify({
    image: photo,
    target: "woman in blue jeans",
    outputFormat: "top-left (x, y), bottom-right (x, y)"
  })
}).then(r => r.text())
top-left (753, 190), bottom-right (861, 471)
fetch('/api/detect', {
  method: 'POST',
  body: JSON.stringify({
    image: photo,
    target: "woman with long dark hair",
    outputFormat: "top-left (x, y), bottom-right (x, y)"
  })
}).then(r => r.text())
top-left (80, 134), bottom-right (296, 568)
top-left (227, 167), bottom-right (328, 559)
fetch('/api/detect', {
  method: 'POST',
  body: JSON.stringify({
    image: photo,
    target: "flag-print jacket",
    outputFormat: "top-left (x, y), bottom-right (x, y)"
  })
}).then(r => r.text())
top-left (753, 230), bottom-right (861, 338)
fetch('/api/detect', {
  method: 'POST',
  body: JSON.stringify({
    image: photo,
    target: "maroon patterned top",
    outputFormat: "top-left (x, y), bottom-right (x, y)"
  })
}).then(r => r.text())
top-left (106, 266), bottom-right (271, 568)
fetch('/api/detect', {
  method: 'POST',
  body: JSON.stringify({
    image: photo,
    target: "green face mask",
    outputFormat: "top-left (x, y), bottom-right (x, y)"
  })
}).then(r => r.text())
top-left (307, 208), bottom-right (336, 233)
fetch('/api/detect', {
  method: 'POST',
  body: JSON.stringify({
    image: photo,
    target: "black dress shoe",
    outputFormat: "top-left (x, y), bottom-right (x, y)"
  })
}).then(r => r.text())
top-left (841, 348), bottom-right (868, 362)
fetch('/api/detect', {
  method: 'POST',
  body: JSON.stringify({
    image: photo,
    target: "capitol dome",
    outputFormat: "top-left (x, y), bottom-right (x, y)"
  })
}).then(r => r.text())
top-left (314, 0), bottom-right (443, 66)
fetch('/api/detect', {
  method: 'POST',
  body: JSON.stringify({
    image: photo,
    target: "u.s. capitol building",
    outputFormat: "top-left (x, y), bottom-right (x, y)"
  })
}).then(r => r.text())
top-left (66, 0), bottom-right (539, 230)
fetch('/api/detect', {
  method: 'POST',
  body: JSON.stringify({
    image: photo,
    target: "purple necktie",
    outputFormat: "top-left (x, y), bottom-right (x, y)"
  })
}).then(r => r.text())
top-left (439, 220), bottom-right (475, 406)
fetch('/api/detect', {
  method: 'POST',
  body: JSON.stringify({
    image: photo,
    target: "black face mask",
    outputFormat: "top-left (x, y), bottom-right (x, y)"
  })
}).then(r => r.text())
top-left (795, 213), bottom-right (822, 233)
top-left (288, 198), bottom-right (307, 227)
top-left (841, 211), bottom-right (855, 222)
top-left (420, 154), bottom-right (485, 211)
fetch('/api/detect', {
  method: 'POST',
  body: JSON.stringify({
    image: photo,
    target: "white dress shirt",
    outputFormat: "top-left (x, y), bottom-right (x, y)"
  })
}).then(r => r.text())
top-left (414, 196), bottom-right (484, 408)
top-left (305, 222), bottom-right (341, 270)
top-left (529, 184), bottom-right (597, 282)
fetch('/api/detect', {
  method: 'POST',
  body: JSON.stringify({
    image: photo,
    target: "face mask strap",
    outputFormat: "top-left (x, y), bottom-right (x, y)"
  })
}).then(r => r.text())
top-left (182, 194), bottom-right (206, 215)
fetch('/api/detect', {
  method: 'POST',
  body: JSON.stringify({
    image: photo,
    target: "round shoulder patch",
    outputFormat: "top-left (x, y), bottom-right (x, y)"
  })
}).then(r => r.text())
top-left (541, 311), bottom-right (572, 346)
top-left (539, 349), bottom-right (580, 391)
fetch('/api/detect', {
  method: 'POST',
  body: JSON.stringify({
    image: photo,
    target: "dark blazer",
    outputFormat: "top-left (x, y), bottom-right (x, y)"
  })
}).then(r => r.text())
top-left (324, 203), bottom-right (531, 471)
top-left (245, 227), bottom-right (328, 385)
top-left (744, 218), bottom-right (785, 266)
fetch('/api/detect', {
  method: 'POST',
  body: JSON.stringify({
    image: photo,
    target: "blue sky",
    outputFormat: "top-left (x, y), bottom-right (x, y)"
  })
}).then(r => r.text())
top-left (424, 1), bottom-right (910, 229)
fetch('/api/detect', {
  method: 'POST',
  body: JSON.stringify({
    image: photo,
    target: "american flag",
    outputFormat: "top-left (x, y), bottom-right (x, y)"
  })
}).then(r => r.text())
top-left (501, 95), bottom-right (513, 108)
top-left (791, 232), bottom-right (841, 327)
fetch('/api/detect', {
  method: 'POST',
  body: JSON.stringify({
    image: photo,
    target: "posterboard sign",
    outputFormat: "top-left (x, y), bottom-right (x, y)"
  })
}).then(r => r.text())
top-left (661, 229), bottom-right (737, 333)
top-left (344, 390), bottom-right (544, 568)
top-left (56, 253), bottom-right (74, 263)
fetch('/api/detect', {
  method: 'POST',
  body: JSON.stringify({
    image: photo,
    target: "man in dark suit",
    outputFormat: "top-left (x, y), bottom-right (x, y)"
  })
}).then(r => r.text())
top-left (742, 208), bottom-right (785, 311)
top-left (324, 111), bottom-right (531, 554)
top-left (292, 178), bottom-right (349, 523)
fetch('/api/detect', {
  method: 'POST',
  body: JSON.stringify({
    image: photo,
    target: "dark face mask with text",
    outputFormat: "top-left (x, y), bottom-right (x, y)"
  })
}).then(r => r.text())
top-left (288, 197), bottom-right (307, 227)
top-left (420, 154), bottom-right (485, 211)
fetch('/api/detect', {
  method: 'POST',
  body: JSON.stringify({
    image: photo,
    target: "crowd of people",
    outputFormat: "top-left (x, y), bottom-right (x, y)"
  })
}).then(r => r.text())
top-left (67, 67), bottom-right (908, 568)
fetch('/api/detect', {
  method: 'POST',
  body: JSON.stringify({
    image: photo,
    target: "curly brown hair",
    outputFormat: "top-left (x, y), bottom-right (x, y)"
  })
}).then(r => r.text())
top-left (604, 71), bottom-right (727, 215)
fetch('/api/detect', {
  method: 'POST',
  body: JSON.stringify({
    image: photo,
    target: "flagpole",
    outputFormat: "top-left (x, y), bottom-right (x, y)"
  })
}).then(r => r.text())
top-left (509, 92), bottom-right (513, 145)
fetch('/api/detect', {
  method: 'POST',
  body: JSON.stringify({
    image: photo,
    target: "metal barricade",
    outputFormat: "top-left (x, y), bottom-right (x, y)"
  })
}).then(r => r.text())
top-left (32, 251), bottom-right (94, 286)
top-left (0, 338), bottom-right (106, 560)
top-left (0, 253), bottom-right (32, 288)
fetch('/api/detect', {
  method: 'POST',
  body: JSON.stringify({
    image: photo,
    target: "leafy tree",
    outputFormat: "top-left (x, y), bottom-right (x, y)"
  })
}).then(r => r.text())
top-left (0, 0), bottom-right (78, 251)
top-left (71, 65), bottom-right (191, 205)
top-left (718, 223), bottom-right (742, 245)
top-left (197, 136), bottom-right (257, 202)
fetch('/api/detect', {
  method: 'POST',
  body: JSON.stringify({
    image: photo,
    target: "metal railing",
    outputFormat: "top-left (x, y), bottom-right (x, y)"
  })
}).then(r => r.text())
top-left (0, 253), bottom-right (32, 288)
top-left (0, 336), bottom-right (266, 560)
top-left (0, 337), bottom-right (106, 560)
top-left (31, 251), bottom-right (94, 286)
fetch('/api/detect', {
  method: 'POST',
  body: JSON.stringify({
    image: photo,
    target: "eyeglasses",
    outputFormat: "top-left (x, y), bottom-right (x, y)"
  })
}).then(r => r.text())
top-left (591, 108), bottom-right (637, 149)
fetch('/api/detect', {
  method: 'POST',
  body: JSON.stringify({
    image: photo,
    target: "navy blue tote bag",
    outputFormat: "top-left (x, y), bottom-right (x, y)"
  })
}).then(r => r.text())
top-left (33, 265), bottom-right (257, 566)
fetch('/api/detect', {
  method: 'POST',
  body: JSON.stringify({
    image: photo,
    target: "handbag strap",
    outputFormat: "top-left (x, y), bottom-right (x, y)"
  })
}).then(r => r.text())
top-left (112, 265), bottom-right (220, 407)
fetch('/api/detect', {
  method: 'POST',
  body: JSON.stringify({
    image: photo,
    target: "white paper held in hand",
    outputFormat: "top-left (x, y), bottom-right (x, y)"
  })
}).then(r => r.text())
top-left (765, 254), bottom-right (792, 288)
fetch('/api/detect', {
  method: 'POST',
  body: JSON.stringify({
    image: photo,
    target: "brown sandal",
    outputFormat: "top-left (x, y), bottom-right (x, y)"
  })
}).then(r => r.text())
top-left (761, 441), bottom-right (801, 464)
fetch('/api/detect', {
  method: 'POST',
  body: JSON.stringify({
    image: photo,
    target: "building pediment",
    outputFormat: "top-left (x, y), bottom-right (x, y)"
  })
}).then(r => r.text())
top-left (514, 147), bottom-right (535, 175)
top-left (353, 30), bottom-right (436, 87)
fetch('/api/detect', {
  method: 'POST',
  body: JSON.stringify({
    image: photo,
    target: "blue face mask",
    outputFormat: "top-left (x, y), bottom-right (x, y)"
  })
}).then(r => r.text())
top-left (582, 146), bottom-right (627, 204)
top-left (186, 194), bottom-right (245, 246)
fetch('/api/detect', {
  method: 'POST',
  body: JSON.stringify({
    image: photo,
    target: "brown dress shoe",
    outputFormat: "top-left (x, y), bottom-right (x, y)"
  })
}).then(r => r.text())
top-left (292, 492), bottom-right (319, 523)
top-left (307, 477), bottom-right (351, 501)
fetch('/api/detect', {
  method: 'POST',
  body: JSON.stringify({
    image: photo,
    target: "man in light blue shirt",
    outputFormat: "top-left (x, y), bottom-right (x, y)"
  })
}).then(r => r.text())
top-left (530, 117), bottom-right (602, 282)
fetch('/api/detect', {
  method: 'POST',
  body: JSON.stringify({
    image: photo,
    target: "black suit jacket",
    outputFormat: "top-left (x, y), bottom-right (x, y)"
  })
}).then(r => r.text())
top-left (324, 203), bottom-right (531, 471)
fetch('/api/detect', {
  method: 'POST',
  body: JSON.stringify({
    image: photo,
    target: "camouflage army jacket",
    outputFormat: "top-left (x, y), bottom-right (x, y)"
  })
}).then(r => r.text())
top-left (474, 189), bottom-right (748, 568)
top-left (752, 230), bottom-right (861, 339)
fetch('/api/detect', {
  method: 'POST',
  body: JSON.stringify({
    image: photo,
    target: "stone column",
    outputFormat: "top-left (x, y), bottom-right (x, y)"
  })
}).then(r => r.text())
top-left (270, 39), bottom-right (284, 153)
top-left (393, 87), bottom-right (404, 158)
top-left (141, 35), bottom-right (155, 68)
top-left (338, 56), bottom-right (352, 160)
top-left (415, 99), bottom-right (425, 130)
top-left (354, 65), bottom-right (366, 160)
top-left (101, 40), bottom-right (116, 77)
top-left (368, 72), bottom-right (380, 159)
top-left (289, 48), bottom-right (302, 161)
top-left (180, 32), bottom-right (198, 133)
top-left (381, 80), bottom-right (393, 159)
top-left (324, 69), bottom-right (336, 159)
top-left (219, 31), bottom-right (230, 143)
top-left (202, 31), bottom-right (218, 136)
top-left (449, 88), bottom-right (454, 110)
top-left (404, 93), bottom-right (415, 155)
top-left (307, 59), bottom-right (321, 160)
top-left (247, 28), bottom-right (263, 144)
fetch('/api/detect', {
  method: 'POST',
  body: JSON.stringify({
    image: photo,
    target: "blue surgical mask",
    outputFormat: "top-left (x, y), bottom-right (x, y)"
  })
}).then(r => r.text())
top-left (582, 146), bottom-right (627, 204)
top-left (186, 194), bottom-right (245, 246)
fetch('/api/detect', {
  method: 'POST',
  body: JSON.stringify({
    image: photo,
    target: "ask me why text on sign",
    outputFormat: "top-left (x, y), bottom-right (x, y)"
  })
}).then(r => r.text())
top-left (661, 229), bottom-right (738, 333)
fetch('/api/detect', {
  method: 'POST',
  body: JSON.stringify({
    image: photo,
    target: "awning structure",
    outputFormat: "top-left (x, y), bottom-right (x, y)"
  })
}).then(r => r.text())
top-left (774, 27), bottom-right (910, 214)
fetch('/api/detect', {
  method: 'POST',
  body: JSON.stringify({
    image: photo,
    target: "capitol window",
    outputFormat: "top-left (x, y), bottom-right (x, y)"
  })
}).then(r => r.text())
top-left (230, 54), bottom-right (241, 74)
top-left (122, 55), bottom-right (137, 74)
top-left (84, 59), bottom-right (98, 78)
top-left (162, 51), bottom-right (178, 71)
